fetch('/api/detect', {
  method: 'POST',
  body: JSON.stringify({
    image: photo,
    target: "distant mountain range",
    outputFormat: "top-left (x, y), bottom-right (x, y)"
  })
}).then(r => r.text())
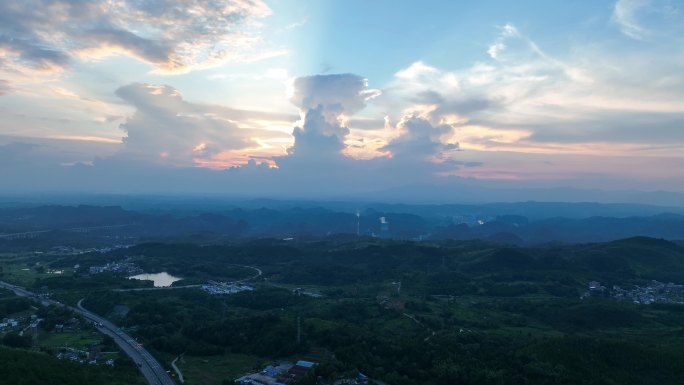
top-left (362, 181), bottom-right (684, 207)
top-left (1, 199), bottom-right (683, 245)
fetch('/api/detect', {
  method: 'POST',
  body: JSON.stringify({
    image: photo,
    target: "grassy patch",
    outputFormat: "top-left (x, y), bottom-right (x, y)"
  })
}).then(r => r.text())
top-left (39, 330), bottom-right (102, 349)
top-left (177, 354), bottom-right (264, 385)
top-left (1, 256), bottom-right (76, 287)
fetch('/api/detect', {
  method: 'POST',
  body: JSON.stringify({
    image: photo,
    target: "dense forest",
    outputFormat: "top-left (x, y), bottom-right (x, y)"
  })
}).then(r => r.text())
top-left (0, 346), bottom-right (144, 385)
top-left (41, 236), bottom-right (684, 384)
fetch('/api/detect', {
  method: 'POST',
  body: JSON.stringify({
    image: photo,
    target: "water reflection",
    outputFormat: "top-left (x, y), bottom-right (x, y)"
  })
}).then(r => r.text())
top-left (128, 272), bottom-right (182, 287)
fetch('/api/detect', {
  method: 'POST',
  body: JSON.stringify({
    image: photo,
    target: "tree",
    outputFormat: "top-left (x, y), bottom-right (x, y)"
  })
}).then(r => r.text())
top-left (2, 332), bottom-right (32, 348)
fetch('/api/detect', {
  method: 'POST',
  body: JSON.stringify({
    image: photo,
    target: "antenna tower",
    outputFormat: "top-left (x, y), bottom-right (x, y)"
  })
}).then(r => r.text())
top-left (356, 211), bottom-right (361, 236)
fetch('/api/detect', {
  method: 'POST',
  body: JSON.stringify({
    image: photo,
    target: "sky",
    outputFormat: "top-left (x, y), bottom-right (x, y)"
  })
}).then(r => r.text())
top-left (1, 0), bottom-right (684, 201)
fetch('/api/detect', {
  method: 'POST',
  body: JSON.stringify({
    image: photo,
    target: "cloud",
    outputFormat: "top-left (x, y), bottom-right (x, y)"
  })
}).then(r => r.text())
top-left (286, 16), bottom-right (309, 30)
top-left (263, 74), bottom-right (468, 191)
top-left (0, 142), bottom-right (40, 164)
top-left (288, 106), bottom-right (348, 158)
top-left (612, 0), bottom-right (652, 39)
top-left (487, 42), bottom-right (506, 59)
top-left (3, 5), bottom-right (684, 196)
top-left (381, 19), bottom-right (684, 156)
top-left (289, 74), bottom-right (381, 116)
top-left (0, 0), bottom-right (272, 78)
top-left (0, 137), bottom-right (118, 169)
top-left (0, 36), bottom-right (70, 72)
top-left (115, 83), bottom-right (292, 167)
top-left (526, 111), bottom-right (684, 144)
top-left (394, 61), bottom-right (440, 80)
top-left (285, 74), bottom-right (380, 159)
top-left (485, 24), bottom-right (520, 60)
top-left (611, 0), bottom-right (683, 40)
top-left (277, 73), bottom-right (465, 181)
top-left (381, 115), bottom-right (458, 161)
top-left (0, 80), bottom-right (11, 95)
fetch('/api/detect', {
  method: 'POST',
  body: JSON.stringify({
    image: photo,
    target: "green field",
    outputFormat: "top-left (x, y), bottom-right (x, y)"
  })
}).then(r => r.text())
top-left (177, 354), bottom-right (264, 385)
top-left (38, 330), bottom-right (103, 349)
top-left (0, 254), bottom-right (76, 287)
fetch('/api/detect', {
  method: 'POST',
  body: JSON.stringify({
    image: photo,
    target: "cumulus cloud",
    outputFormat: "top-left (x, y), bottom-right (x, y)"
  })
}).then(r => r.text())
top-left (285, 74), bottom-right (380, 159)
top-left (289, 74), bottom-right (381, 117)
top-left (487, 42), bottom-right (506, 59)
top-left (276, 73), bottom-right (467, 184)
top-left (115, 83), bottom-right (292, 167)
top-left (382, 115), bottom-right (459, 161)
top-left (288, 106), bottom-right (348, 158)
top-left (381, 18), bottom-right (684, 155)
top-left (0, 0), bottom-right (272, 78)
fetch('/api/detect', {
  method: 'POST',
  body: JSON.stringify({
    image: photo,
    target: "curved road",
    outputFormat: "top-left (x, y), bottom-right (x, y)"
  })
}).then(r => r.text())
top-left (0, 280), bottom-right (175, 385)
top-left (0, 264), bottom-right (262, 384)
top-left (230, 264), bottom-right (262, 282)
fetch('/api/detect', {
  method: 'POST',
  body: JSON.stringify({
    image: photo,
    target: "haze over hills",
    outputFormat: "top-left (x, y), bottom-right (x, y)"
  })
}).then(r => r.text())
top-left (3, 181), bottom-right (684, 208)
top-left (365, 182), bottom-right (684, 208)
top-left (1, 198), bottom-right (684, 245)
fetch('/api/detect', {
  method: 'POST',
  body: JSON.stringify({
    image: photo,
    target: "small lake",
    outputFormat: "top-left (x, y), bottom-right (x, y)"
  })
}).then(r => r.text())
top-left (128, 272), bottom-right (182, 287)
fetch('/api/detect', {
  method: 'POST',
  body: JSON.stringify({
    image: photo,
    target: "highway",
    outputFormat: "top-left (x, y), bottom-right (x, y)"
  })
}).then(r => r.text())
top-left (0, 280), bottom-right (175, 385)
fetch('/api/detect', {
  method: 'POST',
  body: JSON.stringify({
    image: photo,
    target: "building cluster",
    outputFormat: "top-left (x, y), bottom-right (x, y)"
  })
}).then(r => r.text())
top-left (0, 318), bottom-right (20, 331)
top-left (51, 244), bottom-right (131, 255)
top-left (200, 281), bottom-right (254, 295)
top-left (292, 288), bottom-right (324, 298)
top-left (54, 317), bottom-right (82, 333)
top-left (613, 280), bottom-right (684, 305)
top-left (55, 345), bottom-right (113, 366)
top-left (91, 244), bottom-right (132, 254)
top-left (89, 261), bottom-right (142, 275)
top-left (0, 314), bottom-right (43, 332)
top-left (236, 360), bottom-right (316, 384)
top-left (0, 308), bottom-right (116, 367)
top-left (333, 373), bottom-right (375, 385)
top-left (580, 280), bottom-right (608, 299)
top-left (28, 314), bottom-right (43, 329)
top-left (56, 347), bottom-right (88, 362)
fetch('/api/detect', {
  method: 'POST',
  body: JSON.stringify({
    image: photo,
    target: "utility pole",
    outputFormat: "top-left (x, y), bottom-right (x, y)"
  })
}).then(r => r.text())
top-left (356, 211), bottom-right (360, 236)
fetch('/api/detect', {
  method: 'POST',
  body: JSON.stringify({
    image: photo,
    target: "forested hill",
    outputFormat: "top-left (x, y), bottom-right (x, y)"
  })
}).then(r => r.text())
top-left (1, 203), bottom-right (684, 245)
top-left (71, 236), bottom-right (684, 292)
top-left (0, 346), bottom-right (144, 385)
top-left (58, 236), bottom-right (684, 385)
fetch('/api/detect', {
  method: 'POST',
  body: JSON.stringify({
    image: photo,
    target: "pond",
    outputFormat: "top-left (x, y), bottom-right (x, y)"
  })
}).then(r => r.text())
top-left (128, 272), bottom-right (182, 287)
